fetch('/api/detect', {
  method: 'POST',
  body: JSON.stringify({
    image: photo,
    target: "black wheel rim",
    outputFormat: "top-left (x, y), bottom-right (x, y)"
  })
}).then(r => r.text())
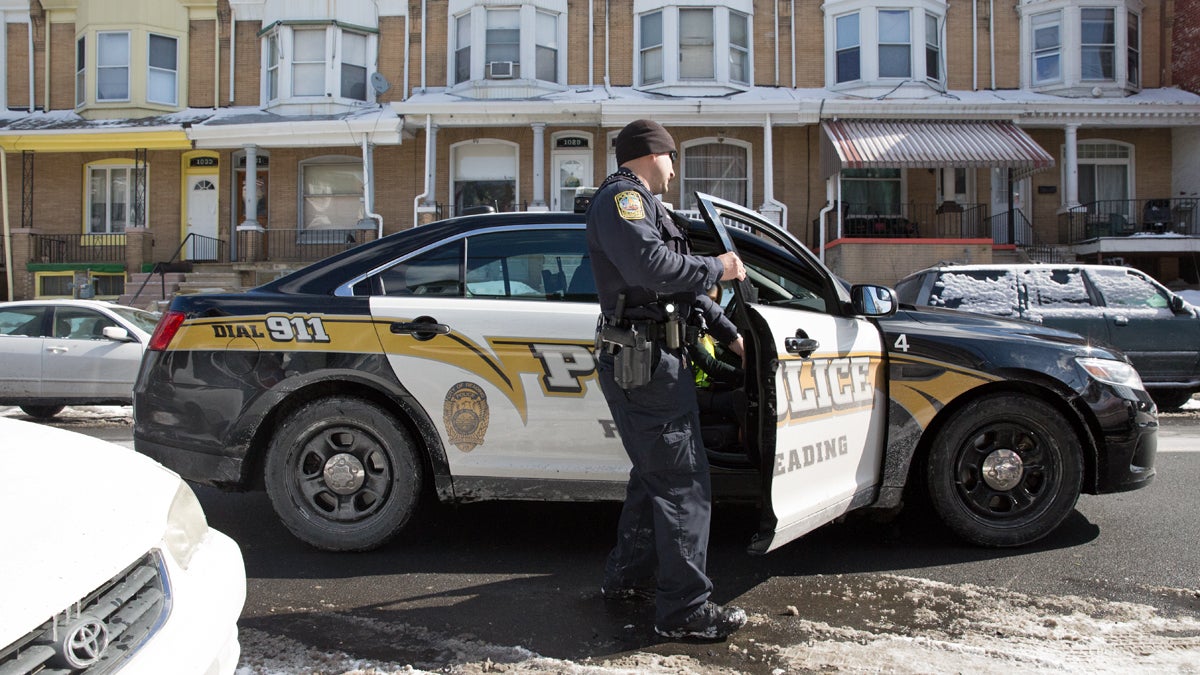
top-left (289, 424), bottom-right (393, 524)
top-left (953, 421), bottom-right (1059, 523)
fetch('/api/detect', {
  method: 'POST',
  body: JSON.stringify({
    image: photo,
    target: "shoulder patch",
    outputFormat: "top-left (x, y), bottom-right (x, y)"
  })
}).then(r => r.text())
top-left (615, 191), bottom-right (646, 221)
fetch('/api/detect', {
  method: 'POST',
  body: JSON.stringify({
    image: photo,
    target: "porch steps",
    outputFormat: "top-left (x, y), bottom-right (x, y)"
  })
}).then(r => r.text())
top-left (119, 266), bottom-right (246, 309)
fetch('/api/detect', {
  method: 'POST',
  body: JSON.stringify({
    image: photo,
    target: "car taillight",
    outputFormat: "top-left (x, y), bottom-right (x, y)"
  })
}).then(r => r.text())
top-left (149, 310), bottom-right (186, 351)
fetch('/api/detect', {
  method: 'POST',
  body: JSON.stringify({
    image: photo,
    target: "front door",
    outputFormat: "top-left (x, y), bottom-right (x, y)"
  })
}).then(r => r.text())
top-left (694, 193), bottom-right (889, 553)
top-left (553, 153), bottom-right (592, 211)
top-left (186, 176), bottom-right (219, 260)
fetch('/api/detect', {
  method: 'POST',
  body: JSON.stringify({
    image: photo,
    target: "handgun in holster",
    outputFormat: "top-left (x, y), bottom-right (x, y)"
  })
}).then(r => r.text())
top-left (595, 292), bottom-right (653, 389)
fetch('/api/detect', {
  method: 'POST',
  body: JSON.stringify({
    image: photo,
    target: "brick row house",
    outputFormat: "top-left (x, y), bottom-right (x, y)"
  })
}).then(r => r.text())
top-left (1, 0), bottom-right (1198, 303)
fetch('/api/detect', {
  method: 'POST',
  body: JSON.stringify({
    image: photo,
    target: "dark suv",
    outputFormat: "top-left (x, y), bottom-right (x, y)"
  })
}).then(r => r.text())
top-left (895, 263), bottom-right (1199, 410)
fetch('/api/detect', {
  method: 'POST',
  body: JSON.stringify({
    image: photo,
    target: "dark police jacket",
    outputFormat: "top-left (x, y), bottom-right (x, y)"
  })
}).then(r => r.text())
top-left (585, 169), bottom-right (738, 346)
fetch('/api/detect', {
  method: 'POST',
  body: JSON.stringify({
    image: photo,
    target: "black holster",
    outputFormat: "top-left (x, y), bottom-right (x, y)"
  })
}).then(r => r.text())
top-left (596, 321), bottom-right (653, 389)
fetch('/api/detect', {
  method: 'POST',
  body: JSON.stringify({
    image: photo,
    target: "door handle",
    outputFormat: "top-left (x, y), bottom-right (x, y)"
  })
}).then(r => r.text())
top-left (784, 330), bottom-right (819, 358)
top-left (1112, 315), bottom-right (1129, 326)
top-left (390, 316), bottom-right (451, 341)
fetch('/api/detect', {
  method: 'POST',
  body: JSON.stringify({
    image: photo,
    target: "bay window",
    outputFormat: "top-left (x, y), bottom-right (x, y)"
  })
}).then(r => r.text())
top-left (1020, 1), bottom-right (1140, 94)
top-left (261, 24), bottom-right (378, 106)
top-left (635, 2), bottom-right (754, 90)
top-left (449, 2), bottom-right (566, 89)
top-left (823, 1), bottom-right (944, 88)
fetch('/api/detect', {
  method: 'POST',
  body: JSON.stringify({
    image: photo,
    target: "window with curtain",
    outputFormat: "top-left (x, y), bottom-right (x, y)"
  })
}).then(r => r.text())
top-left (97, 32), bottom-right (130, 101)
top-left (88, 164), bottom-right (146, 233)
top-left (1076, 142), bottom-right (1130, 215)
top-left (292, 28), bottom-right (326, 96)
top-left (1032, 12), bottom-right (1062, 84)
top-left (878, 10), bottom-right (911, 78)
top-left (679, 8), bottom-right (715, 79)
top-left (682, 143), bottom-right (749, 210)
top-left (148, 34), bottom-right (178, 105)
top-left (841, 169), bottom-right (902, 216)
top-left (835, 13), bottom-right (860, 83)
top-left (535, 11), bottom-right (558, 82)
top-left (640, 11), bottom-right (664, 85)
top-left (453, 143), bottom-right (518, 214)
top-left (1081, 7), bottom-right (1115, 80)
top-left (301, 162), bottom-right (364, 231)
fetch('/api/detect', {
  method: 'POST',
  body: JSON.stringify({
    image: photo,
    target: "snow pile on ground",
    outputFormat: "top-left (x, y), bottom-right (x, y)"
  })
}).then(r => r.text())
top-left (234, 575), bottom-right (1200, 675)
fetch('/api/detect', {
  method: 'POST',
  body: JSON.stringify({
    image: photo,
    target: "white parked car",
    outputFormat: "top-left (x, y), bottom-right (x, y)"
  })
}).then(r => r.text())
top-left (0, 299), bottom-right (160, 418)
top-left (0, 418), bottom-right (245, 674)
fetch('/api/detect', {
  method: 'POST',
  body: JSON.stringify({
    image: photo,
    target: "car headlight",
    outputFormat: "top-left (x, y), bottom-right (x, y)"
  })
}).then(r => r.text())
top-left (164, 481), bottom-right (210, 570)
top-left (1076, 357), bottom-right (1145, 391)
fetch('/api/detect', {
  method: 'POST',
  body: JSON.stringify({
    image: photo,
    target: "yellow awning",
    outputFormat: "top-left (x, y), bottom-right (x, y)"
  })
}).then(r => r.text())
top-left (0, 129), bottom-right (192, 152)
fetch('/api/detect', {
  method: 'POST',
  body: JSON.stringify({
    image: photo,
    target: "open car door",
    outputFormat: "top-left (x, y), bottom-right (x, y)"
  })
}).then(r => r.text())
top-left (692, 194), bottom-right (891, 553)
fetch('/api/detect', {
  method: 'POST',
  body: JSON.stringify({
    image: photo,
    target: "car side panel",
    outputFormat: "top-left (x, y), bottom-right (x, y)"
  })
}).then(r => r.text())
top-left (0, 335), bottom-right (43, 398)
top-left (370, 296), bottom-right (629, 482)
top-left (40, 337), bottom-right (143, 399)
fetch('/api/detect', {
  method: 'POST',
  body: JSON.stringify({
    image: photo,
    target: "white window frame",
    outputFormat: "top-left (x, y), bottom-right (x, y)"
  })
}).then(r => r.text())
top-left (86, 162), bottom-right (147, 234)
top-left (450, 140), bottom-right (520, 214)
top-left (147, 33), bottom-right (178, 106)
top-left (729, 10), bottom-right (750, 84)
top-left (447, 1), bottom-right (568, 87)
top-left (633, 0), bottom-right (754, 90)
top-left (1018, 0), bottom-right (1141, 93)
top-left (1081, 7), bottom-right (1116, 82)
top-left (822, 0), bottom-right (944, 88)
top-left (924, 12), bottom-right (942, 84)
top-left (298, 156), bottom-right (364, 232)
top-left (834, 12), bottom-right (861, 84)
top-left (260, 23), bottom-right (379, 105)
top-left (1031, 11), bottom-right (1063, 85)
top-left (75, 36), bottom-right (86, 107)
top-left (1063, 140), bottom-right (1135, 209)
top-left (96, 31), bottom-right (130, 102)
top-left (679, 138), bottom-right (753, 211)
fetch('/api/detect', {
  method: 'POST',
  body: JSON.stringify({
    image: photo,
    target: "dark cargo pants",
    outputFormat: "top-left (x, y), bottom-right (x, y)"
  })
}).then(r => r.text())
top-left (597, 345), bottom-right (713, 627)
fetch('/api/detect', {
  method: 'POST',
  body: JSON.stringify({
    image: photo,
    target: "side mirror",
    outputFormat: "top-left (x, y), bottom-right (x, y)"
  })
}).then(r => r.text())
top-left (1169, 294), bottom-right (1187, 314)
top-left (851, 284), bottom-right (898, 317)
top-left (101, 326), bottom-right (133, 342)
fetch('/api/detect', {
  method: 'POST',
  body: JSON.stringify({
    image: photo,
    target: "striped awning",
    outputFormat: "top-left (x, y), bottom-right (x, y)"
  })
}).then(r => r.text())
top-left (820, 119), bottom-right (1055, 180)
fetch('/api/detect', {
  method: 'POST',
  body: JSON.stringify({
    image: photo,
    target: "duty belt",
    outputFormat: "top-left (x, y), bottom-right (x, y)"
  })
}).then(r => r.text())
top-left (599, 316), bottom-right (685, 349)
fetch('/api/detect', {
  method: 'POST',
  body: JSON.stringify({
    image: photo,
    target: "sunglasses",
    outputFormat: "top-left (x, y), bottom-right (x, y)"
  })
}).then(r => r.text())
top-left (665, 150), bottom-right (678, 163)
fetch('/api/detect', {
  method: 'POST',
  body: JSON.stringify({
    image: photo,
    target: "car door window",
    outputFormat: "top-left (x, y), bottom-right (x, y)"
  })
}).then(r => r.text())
top-left (464, 229), bottom-right (590, 301)
top-left (696, 230), bottom-right (830, 313)
top-left (1026, 268), bottom-right (1093, 315)
top-left (371, 240), bottom-right (465, 297)
top-left (929, 270), bottom-right (1017, 316)
top-left (52, 307), bottom-right (116, 340)
top-left (1086, 268), bottom-right (1173, 316)
top-left (0, 306), bottom-right (47, 337)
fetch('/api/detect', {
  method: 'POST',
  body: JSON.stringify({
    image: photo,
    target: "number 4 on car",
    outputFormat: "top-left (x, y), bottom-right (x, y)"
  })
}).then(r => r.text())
top-left (133, 195), bottom-right (1157, 552)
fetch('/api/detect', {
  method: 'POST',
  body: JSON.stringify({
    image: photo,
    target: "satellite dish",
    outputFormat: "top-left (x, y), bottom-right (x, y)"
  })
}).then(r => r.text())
top-left (370, 72), bottom-right (392, 94)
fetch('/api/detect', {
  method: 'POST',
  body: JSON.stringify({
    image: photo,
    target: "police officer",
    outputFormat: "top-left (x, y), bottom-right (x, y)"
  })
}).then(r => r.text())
top-left (586, 119), bottom-right (748, 640)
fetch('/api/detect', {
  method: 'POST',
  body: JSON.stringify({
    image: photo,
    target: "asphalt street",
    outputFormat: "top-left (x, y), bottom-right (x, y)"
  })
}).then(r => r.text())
top-left (20, 405), bottom-right (1199, 673)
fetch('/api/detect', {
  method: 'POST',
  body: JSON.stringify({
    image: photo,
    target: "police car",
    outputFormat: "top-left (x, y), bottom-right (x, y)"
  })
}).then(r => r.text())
top-left (133, 195), bottom-right (1157, 553)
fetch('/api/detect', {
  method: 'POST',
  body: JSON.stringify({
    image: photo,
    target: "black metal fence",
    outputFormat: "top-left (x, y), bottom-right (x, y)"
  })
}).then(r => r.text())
top-left (816, 202), bottom-right (991, 241)
top-left (1062, 197), bottom-right (1199, 243)
top-left (32, 233), bottom-right (126, 263)
top-left (238, 227), bottom-right (379, 262)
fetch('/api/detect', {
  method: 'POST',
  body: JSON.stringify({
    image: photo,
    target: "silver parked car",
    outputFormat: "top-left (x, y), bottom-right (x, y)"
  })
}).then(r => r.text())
top-left (0, 299), bottom-right (159, 418)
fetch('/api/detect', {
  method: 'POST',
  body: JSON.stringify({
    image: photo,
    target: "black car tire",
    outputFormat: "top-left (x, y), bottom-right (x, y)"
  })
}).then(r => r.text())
top-left (927, 394), bottom-right (1082, 547)
top-left (265, 396), bottom-right (424, 551)
top-left (20, 404), bottom-right (65, 419)
top-left (1149, 389), bottom-right (1193, 412)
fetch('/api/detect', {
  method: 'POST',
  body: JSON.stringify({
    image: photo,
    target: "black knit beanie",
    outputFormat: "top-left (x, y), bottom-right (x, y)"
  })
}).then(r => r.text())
top-left (615, 119), bottom-right (676, 165)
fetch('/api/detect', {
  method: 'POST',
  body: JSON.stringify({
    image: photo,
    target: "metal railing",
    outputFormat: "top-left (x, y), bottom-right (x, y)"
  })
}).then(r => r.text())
top-left (32, 233), bottom-right (126, 263)
top-left (816, 202), bottom-right (990, 242)
top-left (237, 227), bottom-right (379, 262)
top-left (127, 232), bottom-right (229, 307)
top-left (1062, 197), bottom-right (1200, 243)
top-left (986, 209), bottom-right (1034, 246)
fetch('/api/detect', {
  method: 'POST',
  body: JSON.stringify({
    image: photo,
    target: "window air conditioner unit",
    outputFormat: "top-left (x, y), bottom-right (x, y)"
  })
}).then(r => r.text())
top-left (488, 61), bottom-right (515, 79)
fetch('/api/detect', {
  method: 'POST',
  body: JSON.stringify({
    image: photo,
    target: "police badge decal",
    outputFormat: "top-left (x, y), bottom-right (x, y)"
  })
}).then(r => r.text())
top-left (443, 381), bottom-right (490, 451)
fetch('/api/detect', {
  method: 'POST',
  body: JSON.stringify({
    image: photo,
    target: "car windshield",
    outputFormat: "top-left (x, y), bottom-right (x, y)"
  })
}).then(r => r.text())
top-left (109, 305), bottom-right (162, 334)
